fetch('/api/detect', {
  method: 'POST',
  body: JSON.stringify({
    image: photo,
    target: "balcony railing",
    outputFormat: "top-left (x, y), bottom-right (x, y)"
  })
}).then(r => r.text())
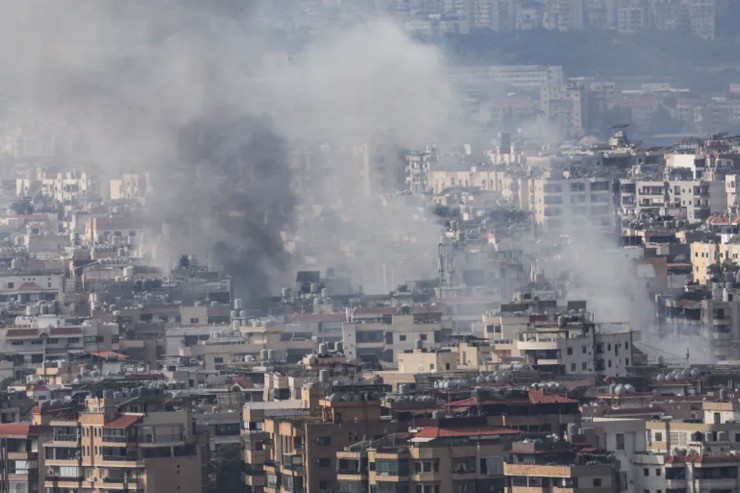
top-left (102, 435), bottom-right (129, 443)
top-left (102, 453), bottom-right (140, 462)
top-left (53, 433), bottom-right (79, 442)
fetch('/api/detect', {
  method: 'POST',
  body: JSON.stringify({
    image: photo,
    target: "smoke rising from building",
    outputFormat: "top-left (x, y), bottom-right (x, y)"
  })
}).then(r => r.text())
top-left (0, 1), bottom-right (463, 299)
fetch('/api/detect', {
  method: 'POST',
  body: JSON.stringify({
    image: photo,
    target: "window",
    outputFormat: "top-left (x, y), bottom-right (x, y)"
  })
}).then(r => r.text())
top-left (655, 432), bottom-right (663, 442)
top-left (656, 468), bottom-right (661, 476)
top-left (616, 433), bottom-right (625, 450)
top-left (317, 458), bottom-right (331, 467)
top-left (582, 345), bottom-right (587, 354)
top-left (316, 436), bottom-right (331, 446)
top-left (644, 468), bottom-right (649, 477)
top-left (593, 478), bottom-right (602, 487)
top-left (214, 357), bottom-right (224, 364)
top-left (399, 335), bottom-right (407, 342)
top-left (190, 318), bottom-right (199, 324)
top-left (419, 334), bottom-right (427, 341)
top-left (581, 362), bottom-right (587, 370)
top-left (11, 341), bottom-right (23, 346)
top-left (6, 282), bottom-right (13, 289)
top-left (571, 363), bottom-right (576, 371)
top-left (567, 347), bottom-right (573, 355)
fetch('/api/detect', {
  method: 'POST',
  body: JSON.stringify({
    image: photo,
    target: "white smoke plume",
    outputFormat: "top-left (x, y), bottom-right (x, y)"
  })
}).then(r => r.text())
top-left (0, 0), bottom-right (464, 299)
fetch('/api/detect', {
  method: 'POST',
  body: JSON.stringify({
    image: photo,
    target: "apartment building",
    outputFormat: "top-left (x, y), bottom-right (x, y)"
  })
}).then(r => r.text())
top-left (43, 390), bottom-right (202, 493)
top-left (696, 283), bottom-right (740, 360)
top-left (531, 175), bottom-right (614, 234)
top-left (447, 65), bottom-right (565, 92)
top-left (543, 0), bottom-right (586, 31)
top-left (540, 81), bottom-right (588, 137)
top-left (0, 322), bottom-right (120, 367)
top-left (687, 0), bottom-right (716, 39)
top-left (470, 0), bottom-right (516, 31)
top-left (16, 171), bottom-right (95, 203)
top-left (516, 320), bottom-right (634, 377)
top-left (396, 347), bottom-right (459, 373)
top-left (447, 387), bottom-right (580, 435)
top-left (0, 423), bottom-right (52, 493)
top-left (108, 173), bottom-right (149, 201)
top-left (336, 421), bottom-right (518, 493)
top-left (0, 270), bottom-right (64, 303)
top-left (617, 2), bottom-right (647, 32)
top-left (252, 383), bottom-right (399, 493)
top-left (172, 313), bottom-right (318, 370)
top-left (342, 308), bottom-right (449, 365)
top-left (504, 439), bottom-right (618, 492)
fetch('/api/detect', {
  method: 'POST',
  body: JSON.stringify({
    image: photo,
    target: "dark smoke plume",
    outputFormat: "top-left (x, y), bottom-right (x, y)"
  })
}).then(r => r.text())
top-left (152, 112), bottom-right (296, 302)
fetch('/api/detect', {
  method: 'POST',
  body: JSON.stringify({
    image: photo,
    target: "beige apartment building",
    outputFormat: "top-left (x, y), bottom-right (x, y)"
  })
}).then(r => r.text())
top-left (43, 392), bottom-right (202, 493)
top-left (690, 239), bottom-right (740, 285)
top-left (342, 309), bottom-right (449, 365)
top-left (0, 423), bottom-right (52, 493)
top-left (246, 383), bottom-right (399, 493)
top-left (335, 424), bottom-right (518, 493)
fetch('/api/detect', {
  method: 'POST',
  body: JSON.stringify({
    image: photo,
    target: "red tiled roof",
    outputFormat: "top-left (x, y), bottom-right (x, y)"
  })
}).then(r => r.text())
top-left (5, 328), bottom-right (38, 337)
top-left (31, 402), bottom-right (77, 415)
top-left (88, 351), bottom-right (128, 360)
top-left (231, 376), bottom-right (253, 389)
top-left (707, 216), bottom-right (740, 225)
top-left (414, 426), bottom-right (519, 439)
top-left (678, 299), bottom-right (700, 310)
top-left (17, 281), bottom-right (44, 292)
top-left (50, 327), bottom-right (82, 336)
top-left (104, 414), bottom-right (143, 429)
top-left (447, 390), bottom-right (577, 408)
top-left (528, 390), bottom-right (579, 404)
top-left (666, 454), bottom-right (740, 465)
top-left (0, 423), bottom-right (51, 437)
top-left (5, 327), bottom-right (81, 338)
top-left (446, 396), bottom-right (483, 407)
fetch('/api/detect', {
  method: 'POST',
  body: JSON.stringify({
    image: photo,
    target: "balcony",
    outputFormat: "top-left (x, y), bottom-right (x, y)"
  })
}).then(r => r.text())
top-left (101, 477), bottom-right (145, 490)
top-left (517, 340), bottom-right (559, 351)
top-left (137, 434), bottom-right (185, 447)
top-left (102, 436), bottom-right (129, 444)
top-left (245, 449), bottom-right (266, 464)
top-left (53, 433), bottom-right (79, 443)
top-left (7, 451), bottom-right (37, 460)
top-left (102, 454), bottom-right (144, 467)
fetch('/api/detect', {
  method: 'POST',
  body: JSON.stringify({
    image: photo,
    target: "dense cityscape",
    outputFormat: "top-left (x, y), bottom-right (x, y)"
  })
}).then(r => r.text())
top-left (2, 1), bottom-right (740, 493)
